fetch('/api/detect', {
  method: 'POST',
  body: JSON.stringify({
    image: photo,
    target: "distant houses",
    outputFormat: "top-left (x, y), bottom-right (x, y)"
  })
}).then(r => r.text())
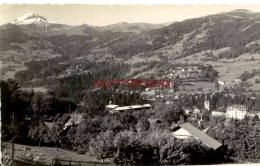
top-left (43, 113), bottom-right (84, 131)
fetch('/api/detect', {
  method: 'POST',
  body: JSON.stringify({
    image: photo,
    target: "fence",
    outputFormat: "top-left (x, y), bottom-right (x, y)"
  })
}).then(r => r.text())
top-left (58, 158), bottom-right (114, 166)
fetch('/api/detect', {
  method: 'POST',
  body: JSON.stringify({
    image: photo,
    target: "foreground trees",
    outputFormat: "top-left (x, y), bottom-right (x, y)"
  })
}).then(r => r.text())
top-left (89, 130), bottom-right (229, 165)
top-left (1, 79), bottom-right (77, 144)
top-left (207, 117), bottom-right (260, 161)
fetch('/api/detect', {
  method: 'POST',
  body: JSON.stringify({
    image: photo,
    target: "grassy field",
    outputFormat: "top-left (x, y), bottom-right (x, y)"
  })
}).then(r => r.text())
top-left (2, 142), bottom-right (111, 163)
top-left (179, 81), bottom-right (215, 92)
top-left (1, 63), bottom-right (27, 80)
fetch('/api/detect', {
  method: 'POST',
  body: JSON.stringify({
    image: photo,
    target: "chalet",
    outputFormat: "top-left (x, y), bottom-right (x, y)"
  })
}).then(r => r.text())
top-left (63, 113), bottom-right (84, 130)
top-left (171, 123), bottom-right (222, 150)
top-left (226, 105), bottom-right (247, 120)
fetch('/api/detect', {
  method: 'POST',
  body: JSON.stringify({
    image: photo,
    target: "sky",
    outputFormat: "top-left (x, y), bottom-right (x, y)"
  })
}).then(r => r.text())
top-left (1, 5), bottom-right (260, 26)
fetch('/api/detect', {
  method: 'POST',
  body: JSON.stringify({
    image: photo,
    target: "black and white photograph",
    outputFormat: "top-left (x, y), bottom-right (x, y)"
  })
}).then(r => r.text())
top-left (1, 3), bottom-right (260, 166)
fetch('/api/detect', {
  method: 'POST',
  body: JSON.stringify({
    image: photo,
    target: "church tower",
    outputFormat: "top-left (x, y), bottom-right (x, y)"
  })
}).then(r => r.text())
top-left (204, 95), bottom-right (210, 111)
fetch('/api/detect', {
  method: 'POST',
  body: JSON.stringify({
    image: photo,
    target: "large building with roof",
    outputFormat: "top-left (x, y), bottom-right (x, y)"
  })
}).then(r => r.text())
top-left (106, 104), bottom-right (152, 114)
top-left (226, 105), bottom-right (248, 120)
top-left (171, 123), bottom-right (222, 150)
top-left (211, 105), bottom-right (260, 120)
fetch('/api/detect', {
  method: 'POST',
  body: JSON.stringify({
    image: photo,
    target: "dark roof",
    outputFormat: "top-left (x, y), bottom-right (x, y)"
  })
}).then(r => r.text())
top-left (177, 123), bottom-right (222, 150)
top-left (43, 121), bottom-right (54, 129)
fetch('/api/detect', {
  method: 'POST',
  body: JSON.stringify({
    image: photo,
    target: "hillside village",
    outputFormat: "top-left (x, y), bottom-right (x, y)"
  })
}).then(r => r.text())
top-left (1, 9), bottom-right (260, 165)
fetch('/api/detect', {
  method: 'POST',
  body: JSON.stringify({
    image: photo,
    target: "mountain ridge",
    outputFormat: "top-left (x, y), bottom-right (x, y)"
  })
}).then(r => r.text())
top-left (2, 10), bottom-right (260, 91)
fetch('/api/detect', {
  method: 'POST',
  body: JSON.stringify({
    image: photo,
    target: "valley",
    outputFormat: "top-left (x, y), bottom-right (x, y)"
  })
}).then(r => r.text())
top-left (1, 9), bottom-right (260, 165)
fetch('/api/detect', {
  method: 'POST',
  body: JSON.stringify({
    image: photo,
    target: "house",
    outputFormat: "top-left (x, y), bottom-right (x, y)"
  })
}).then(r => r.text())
top-left (43, 121), bottom-right (54, 130)
top-left (248, 111), bottom-right (260, 118)
top-left (184, 108), bottom-right (193, 115)
top-left (148, 118), bottom-right (162, 125)
top-left (235, 79), bottom-right (242, 84)
top-left (63, 113), bottom-right (84, 130)
top-left (218, 80), bottom-right (225, 85)
top-left (109, 104), bottom-right (152, 114)
top-left (171, 123), bottom-right (222, 150)
top-left (192, 106), bottom-right (200, 114)
top-left (226, 105), bottom-right (247, 120)
top-left (165, 101), bottom-right (174, 105)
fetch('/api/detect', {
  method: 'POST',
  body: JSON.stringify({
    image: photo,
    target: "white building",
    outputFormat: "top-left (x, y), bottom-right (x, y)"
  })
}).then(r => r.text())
top-left (226, 105), bottom-right (247, 120)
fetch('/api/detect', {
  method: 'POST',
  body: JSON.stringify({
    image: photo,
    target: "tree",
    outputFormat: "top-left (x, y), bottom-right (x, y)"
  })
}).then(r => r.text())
top-left (89, 131), bottom-right (115, 162)
top-left (136, 119), bottom-right (150, 132)
top-left (202, 109), bottom-right (210, 121)
top-left (214, 80), bottom-right (220, 91)
top-left (28, 121), bottom-right (48, 147)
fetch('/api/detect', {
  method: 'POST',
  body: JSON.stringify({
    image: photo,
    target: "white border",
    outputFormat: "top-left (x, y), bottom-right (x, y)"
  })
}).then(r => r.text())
top-left (1, 0), bottom-right (260, 5)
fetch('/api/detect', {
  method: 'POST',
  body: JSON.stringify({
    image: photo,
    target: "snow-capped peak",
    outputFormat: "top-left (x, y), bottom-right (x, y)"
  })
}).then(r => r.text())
top-left (12, 13), bottom-right (56, 26)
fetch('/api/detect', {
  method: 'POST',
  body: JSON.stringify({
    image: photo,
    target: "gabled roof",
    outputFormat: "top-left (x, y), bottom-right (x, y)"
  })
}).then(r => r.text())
top-left (173, 123), bottom-right (222, 150)
top-left (114, 104), bottom-right (151, 111)
top-left (227, 105), bottom-right (247, 110)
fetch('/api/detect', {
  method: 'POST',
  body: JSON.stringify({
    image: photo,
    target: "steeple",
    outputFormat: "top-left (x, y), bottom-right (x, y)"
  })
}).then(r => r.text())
top-left (204, 94), bottom-right (210, 110)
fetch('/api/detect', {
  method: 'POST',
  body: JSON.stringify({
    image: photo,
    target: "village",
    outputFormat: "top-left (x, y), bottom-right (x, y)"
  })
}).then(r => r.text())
top-left (36, 91), bottom-right (260, 156)
top-left (2, 6), bottom-right (260, 166)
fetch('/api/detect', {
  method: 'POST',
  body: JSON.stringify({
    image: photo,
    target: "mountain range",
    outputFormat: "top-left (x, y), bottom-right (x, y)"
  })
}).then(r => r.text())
top-left (8, 13), bottom-right (170, 35)
top-left (1, 9), bottom-right (260, 91)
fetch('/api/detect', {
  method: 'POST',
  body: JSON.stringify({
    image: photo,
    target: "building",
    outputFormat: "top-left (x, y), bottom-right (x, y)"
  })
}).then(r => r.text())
top-left (43, 121), bottom-right (54, 130)
top-left (212, 110), bottom-right (226, 117)
top-left (107, 104), bottom-right (152, 114)
top-left (204, 99), bottom-right (210, 111)
top-left (105, 104), bottom-right (119, 113)
top-left (211, 105), bottom-right (260, 120)
top-left (248, 111), bottom-right (260, 118)
top-left (184, 108), bottom-right (193, 115)
top-left (204, 95), bottom-right (210, 111)
top-left (226, 105), bottom-right (247, 120)
top-left (218, 80), bottom-right (225, 86)
top-left (171, 123), bottom-right (222, 150)
top-left (63, 113), bottom-right (84, 130)
top-left (192, 106), bottom-right (200, 114)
